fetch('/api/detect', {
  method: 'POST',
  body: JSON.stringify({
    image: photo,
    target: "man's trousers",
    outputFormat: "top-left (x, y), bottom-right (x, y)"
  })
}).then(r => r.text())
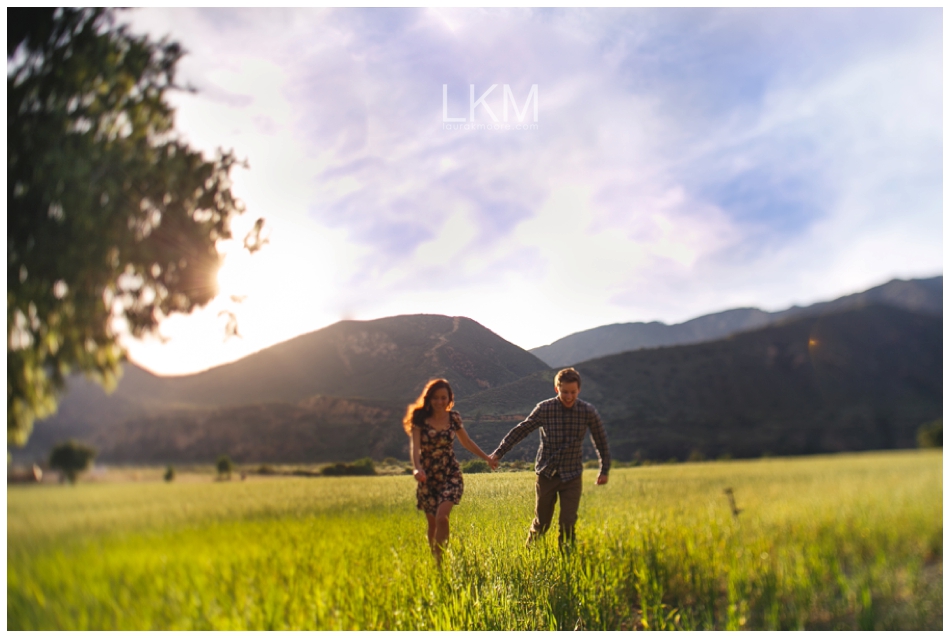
top-left (527, 473), bottom-right (583, 546)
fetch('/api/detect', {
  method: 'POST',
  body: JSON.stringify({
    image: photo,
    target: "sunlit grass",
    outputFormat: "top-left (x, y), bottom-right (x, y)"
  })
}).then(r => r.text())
top-left (8, 450), bottom-right (942, 629)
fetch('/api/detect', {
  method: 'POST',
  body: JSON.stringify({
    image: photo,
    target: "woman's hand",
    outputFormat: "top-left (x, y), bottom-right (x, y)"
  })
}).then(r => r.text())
top-left (413, 468), bottom-right (427, 483)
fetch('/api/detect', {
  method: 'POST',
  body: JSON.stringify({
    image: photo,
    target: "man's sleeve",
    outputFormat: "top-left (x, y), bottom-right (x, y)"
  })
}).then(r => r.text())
top-left (589, 407), bottom-right (611, 475)
top-left (492, 404), bottom-right (543, 459)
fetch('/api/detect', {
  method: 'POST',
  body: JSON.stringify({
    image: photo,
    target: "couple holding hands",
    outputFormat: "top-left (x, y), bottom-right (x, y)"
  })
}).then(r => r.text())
top-left (403, 367), bottom-right (610, 564)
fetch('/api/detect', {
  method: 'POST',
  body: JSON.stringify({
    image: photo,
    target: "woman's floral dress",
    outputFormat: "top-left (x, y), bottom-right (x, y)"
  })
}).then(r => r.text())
top-left (414, 410), bottom-right (464, 515)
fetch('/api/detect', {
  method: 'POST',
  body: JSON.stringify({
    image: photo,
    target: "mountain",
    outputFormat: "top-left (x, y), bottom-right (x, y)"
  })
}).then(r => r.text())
top-left (154, 313), bottom-right (547, 407)
top-left (530, 276), bottom-right (942, 367)
top-left (12, 314), bottom-right (550, 464)
top-left (771, 275), bottom-right (943, 321)
top-left (529, 308), bottom-right (772, 368)
top-left (54, 313), bottom-right (548, 410)
top-left (15, 295), bottom-right (941, 466)
top-left (160, 314), bottom-right (549, 405)
top-left (457, 304), bottom-right (942, 462)
top-left (20, 396), bottom-right (406, 465)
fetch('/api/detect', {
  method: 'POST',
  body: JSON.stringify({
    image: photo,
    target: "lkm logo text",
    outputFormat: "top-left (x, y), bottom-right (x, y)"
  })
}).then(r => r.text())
top-left (442, 84), bottom-right (539, 131)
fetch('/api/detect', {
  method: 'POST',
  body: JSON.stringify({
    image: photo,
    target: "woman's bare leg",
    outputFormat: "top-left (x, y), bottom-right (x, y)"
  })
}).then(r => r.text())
top-left (425, 513), bottom-right (437, 554)
top-left (433, 501), bottom-right (454, 565)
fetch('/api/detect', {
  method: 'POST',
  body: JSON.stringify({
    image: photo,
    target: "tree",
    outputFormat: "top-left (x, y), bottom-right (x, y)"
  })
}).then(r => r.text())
top-left (163, 464), bottom-right (175, 482)
top-left (49, 439), bottom-right (96, 483)
top-left (917, 419), bottom-right (942, 448)
top-left (8, 8), bottom-right (262, 446)
top-left (216, 454), bottom-right (233, 480)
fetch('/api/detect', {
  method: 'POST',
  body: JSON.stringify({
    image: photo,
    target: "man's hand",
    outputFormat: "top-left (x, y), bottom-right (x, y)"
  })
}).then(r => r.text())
top-left (596, 474), bottom-right (609, 486)
top-left (413, 468), bottom-right (426, 483)
top-left (487, 455), bottom-right (499, 471)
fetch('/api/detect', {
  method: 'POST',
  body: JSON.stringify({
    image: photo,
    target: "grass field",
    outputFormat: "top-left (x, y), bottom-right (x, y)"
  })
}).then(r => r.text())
top-left (7, 450), bottom-right (942, 630)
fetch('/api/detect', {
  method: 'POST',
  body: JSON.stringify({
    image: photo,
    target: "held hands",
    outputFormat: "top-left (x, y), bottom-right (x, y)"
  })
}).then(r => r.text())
top-left (413, 468), bottom-right (427, 483)
top-left (487, 453), bottom-right (500, 471)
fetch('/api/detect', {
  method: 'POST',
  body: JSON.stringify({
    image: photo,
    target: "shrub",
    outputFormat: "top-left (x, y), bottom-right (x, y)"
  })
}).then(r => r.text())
top-left (256, 464), bottom-right (277, 475)
top-left (351, 457), bottom-right (376, 475)
top-left (49, 440), bottom-right (96, 484)
top-left (164, 465), bottom-right (175, 482)
top-left (321, 458), bottom-right (376, 477)
top-left (461, 459), bottom-right (490, 473)
top-left (216, 455), bottom-right (233, 480)
top-left (917, 419), bottom-right (942, 448)
top-left (584, 459), bottom-right (599, 469)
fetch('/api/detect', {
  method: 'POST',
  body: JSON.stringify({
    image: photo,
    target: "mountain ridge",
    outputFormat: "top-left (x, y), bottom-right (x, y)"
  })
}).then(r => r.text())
top-left (458, 303), bottom-right (942, 461)
top-left (12, 314), bottom-right (549, 461)
top-left (12, 278), bottom-right (942, 465)
top-left (529, 275), bottom-right (942, 367)
top-left (143, 313), bottom-right (549, 406)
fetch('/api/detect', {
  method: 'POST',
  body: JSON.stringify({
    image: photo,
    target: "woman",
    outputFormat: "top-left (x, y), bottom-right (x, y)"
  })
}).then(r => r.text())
top-left (403, 378), bottom-right (497, 564)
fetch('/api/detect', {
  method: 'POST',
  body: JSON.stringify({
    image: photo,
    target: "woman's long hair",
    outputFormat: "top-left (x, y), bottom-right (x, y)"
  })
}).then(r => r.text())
top-left (403, 378), bottom-right (454, 435)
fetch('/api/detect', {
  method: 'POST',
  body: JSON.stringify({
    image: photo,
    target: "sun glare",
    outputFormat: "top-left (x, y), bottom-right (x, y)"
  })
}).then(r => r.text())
top-left (216, 248), bottom-right (266, 302)
top-left (213, 220), bottom-right (342, 344)
top-left (125, 218), bottom-right (359, 376)
top-left (218, 225), bottom-right (329, 307)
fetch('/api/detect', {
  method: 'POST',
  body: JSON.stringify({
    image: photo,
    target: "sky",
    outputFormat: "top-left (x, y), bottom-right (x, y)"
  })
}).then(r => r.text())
top-left (121, 8), bottom-right (943, 377)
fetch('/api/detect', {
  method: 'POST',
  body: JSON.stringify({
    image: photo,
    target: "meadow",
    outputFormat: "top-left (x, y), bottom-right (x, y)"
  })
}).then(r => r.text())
top-left (8, 450), bottom-right (942, 630)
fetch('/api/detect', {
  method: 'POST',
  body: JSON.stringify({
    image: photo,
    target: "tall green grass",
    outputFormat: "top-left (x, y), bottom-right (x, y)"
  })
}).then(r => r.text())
top-left (8, 450), bottom-right (942, 629)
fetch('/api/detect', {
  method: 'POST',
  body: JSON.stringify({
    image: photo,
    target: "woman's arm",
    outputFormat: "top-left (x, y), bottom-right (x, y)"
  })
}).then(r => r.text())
top-left (410, 427), bottom-right (426, 482)
top-left (456, 427), bottom-right (498, 469)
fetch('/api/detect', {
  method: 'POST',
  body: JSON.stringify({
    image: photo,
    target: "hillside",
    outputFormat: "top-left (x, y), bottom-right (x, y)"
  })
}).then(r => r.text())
top-left (15, 304), bottom-right (940, 466)
top-left (162, 314), bottom-right (549, 406)
top-left (37, 313), bottom-right (548, 411)
top-left (13, 314), bottom-right (549, 464)
top-left (457, 304), bottom-right (942, 462)
top-left (22, 396), bottom-right (405, 465)
top-left (530, 275), bottom-right (942, 367)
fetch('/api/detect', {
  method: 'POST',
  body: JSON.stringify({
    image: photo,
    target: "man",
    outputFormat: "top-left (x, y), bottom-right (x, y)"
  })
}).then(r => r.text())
top-left (490, 367), bottom-right (610, 546)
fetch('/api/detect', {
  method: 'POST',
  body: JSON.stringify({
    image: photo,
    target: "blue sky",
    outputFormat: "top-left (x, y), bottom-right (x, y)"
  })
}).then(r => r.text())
top-left (122, 8), bottom-right (943, 376)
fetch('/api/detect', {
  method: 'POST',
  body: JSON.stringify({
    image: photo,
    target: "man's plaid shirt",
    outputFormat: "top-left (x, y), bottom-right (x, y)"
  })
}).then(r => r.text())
top-left (492, 397), bottom-right (610, 482)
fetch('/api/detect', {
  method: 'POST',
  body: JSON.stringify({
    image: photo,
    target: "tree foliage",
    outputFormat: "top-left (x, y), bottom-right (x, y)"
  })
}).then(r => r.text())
top-left (8, 8), bottom-right (256, 445)
top-left (48, 439), bottom-right (96, 484)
